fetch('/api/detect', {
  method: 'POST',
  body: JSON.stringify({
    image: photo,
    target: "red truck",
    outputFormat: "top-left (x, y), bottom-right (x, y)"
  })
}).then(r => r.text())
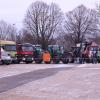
top-left (16, 43), bottom-right (34, 63)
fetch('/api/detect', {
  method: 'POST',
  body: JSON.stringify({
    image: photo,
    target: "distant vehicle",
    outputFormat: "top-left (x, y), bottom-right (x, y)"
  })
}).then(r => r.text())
top-left (71, 41), bottom-right (99, 63)
top-left (46, 45), bottom-right (64, 64)
top-left (0, 47), bottom-right (11, 65)
top-left (0, 40), bottom-right (17, 63)
top-left (34, 45), bottom-right (43, 64)
top-left (16, 43), bottom-right (34, 63)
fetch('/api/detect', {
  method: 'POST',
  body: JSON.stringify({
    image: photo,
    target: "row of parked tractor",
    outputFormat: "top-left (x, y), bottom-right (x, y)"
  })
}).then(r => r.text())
top-left (0, 40), bottom-right (100, 65)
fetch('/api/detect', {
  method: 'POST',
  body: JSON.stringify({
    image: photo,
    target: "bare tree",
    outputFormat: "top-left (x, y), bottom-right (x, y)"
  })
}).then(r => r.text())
top-left (24, 1), bottom-right (63, 49)
top-left (0, 20), bottom-right (17, 41)
top-left (21, 28), bottom-right (37, 44)
top-left (96, 4), bottom-right (100, 35)
top-left (64, 5), bottom-right (98, 46)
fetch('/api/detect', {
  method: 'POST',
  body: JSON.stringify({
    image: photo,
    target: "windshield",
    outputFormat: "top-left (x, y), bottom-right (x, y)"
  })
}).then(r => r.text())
top-left (22, 46), bottom-right (33, 51)
top-left (4, 45), bottom-right (16, 51)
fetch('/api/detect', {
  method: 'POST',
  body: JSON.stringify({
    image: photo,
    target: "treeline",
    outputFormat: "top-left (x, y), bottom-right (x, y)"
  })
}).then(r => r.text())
top-left (0, 1), bottom-right (100, 49)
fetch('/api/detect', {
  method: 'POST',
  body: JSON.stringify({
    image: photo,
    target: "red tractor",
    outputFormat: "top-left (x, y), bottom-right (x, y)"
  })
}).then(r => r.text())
top-left (71, 41), bottom-right (98, 63)
top-left (82, 42), bottom-right (98, 63)
top-left (16, 43), bottom-right (34, 64)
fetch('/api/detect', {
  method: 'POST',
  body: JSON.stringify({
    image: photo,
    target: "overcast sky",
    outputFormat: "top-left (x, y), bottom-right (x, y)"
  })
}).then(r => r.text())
top-left (0, 0), bottom-right (99, 29)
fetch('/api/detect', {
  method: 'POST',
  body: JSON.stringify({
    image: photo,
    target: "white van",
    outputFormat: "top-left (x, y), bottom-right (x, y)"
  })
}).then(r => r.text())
top-left (0, 47), bottom-right (12, 65)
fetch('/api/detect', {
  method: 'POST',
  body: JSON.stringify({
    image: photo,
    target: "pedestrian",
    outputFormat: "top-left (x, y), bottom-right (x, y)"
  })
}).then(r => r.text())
top-left (92, 48), bottom-right (97, 64)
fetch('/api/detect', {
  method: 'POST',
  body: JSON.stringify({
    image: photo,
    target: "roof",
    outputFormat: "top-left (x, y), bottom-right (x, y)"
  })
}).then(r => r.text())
top-left (0, 40), bottom-right (16, 45)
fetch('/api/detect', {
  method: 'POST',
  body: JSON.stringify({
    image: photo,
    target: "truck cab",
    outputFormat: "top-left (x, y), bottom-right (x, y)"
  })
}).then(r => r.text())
top-left (16, 43), bottom-right (34, 63)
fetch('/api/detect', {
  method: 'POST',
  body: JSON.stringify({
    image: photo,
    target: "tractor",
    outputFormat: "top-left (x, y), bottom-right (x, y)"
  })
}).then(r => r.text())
top-left (34, 45), bottom-right (43, 64)
top-left (71, 41), bottom-right (98, 63)
top-left (43, 45), bottom-right (64, 64)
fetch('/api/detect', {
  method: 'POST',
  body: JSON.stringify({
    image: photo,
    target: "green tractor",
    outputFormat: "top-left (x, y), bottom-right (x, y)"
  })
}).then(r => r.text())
top-left (34, 45), bottom-right (43, 64)
top-left (47, 45), bottom-right (64, 64)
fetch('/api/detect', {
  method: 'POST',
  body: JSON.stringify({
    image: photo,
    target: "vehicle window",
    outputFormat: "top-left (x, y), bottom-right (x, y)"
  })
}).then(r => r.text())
top-left (4, 45), bottom-right (16, 51)
top-left (22, 46), bottom-right (33, 51)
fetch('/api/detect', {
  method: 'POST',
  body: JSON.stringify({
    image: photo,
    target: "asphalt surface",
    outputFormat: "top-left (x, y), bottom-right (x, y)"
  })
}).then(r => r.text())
top-left (0, 66), bottom-right (73, 93)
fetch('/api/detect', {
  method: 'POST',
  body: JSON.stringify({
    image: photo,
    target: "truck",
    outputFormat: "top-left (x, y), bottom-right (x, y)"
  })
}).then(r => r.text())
top-left (16, 43), bottom-right (34, 63)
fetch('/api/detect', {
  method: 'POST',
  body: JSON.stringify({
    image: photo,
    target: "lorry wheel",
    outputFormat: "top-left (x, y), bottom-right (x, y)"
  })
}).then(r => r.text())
top-left (62, 58), bottom-right (69, 64)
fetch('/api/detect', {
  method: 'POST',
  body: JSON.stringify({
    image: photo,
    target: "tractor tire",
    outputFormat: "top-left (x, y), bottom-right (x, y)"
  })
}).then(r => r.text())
top-left (44, 61), bottom-right (51, 64)
top-left (52, 58), bottom-right (60, 64)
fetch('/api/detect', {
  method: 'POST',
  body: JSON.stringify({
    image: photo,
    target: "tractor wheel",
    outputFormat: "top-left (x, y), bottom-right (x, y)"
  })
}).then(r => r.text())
top-left (44, 61), bottom-right (51, 64)
top-left (85, 58), bottom-right (90, 63)
top-left (52, 58), bottom-right (60, 64)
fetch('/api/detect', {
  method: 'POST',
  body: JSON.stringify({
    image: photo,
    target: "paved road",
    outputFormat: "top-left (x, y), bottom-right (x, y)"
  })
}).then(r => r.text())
top-left (0, 66), bottom-right (73, 93)
top-left (1, 64), bottom-right (100, 100)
